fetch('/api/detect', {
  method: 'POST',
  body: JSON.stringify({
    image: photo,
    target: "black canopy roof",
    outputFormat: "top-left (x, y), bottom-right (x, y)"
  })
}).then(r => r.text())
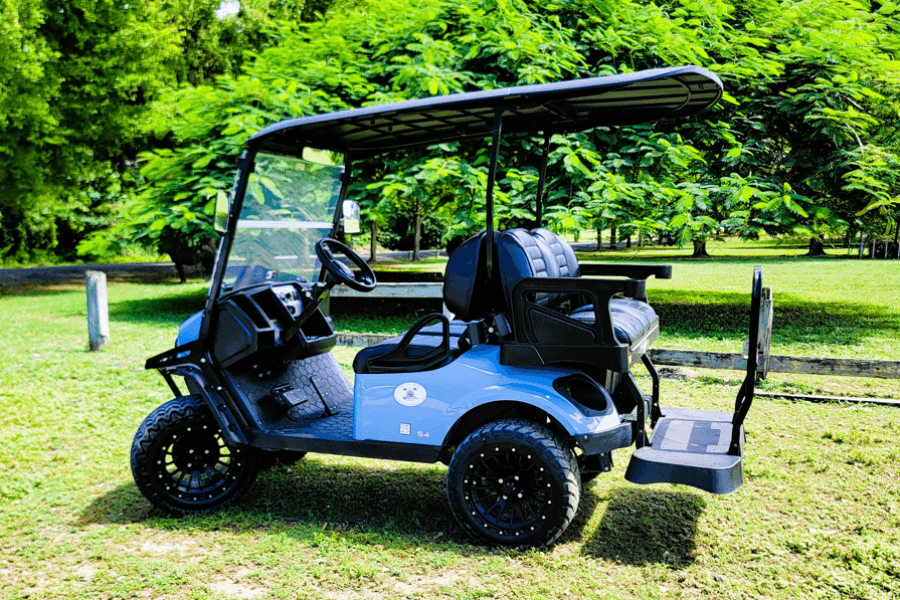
top-left (248, 66), bottom-right (722, 158)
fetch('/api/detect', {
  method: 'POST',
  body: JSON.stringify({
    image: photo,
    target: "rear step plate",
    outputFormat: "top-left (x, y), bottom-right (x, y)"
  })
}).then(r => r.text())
top-left (625, 407), bottom-right (745, 494)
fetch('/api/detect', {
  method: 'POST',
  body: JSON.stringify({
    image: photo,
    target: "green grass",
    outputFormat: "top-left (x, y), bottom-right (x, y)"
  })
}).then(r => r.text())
top-left (1, 255), bottom-right (899, 599)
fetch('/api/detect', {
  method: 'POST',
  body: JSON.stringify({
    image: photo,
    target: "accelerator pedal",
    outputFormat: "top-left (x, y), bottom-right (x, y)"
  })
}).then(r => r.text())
top-left (624, 407), bottom-right (745, 494)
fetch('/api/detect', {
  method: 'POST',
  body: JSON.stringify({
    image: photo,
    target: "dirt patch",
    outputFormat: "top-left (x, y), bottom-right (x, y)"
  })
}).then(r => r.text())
top-left (209, 569), bottom-right (266, 599)
top-left (393, 569), bottom-right (481, 595)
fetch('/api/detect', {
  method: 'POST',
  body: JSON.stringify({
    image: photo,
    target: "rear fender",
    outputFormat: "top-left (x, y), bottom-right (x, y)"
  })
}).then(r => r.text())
top-left (353, 345), bottom-right (624, 450)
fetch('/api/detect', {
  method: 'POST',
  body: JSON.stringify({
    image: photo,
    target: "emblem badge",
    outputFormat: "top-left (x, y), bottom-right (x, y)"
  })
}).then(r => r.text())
top-left (394, 383), bottom-right (427, 407)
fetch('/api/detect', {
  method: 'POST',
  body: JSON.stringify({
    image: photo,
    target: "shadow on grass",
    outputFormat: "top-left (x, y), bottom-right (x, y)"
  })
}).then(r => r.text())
top-left (581, 488), bottom-right (706, 568)
top-left (107, 287), bottom-right (207, 325)
top-left (0, 285), bottom-right (80, 298)
top-left (654, 290), bottom-right (899, 347)
top-left (76, 458), bottom-right (602, 552)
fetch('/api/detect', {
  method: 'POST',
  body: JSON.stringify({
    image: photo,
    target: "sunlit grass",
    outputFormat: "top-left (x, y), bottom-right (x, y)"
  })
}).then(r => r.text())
top-left (1, 251), bottom-right (899, 599)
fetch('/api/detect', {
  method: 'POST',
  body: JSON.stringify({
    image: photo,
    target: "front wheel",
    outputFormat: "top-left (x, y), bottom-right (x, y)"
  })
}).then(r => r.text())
top-left (446, 419), bottom-right (581, 547)
top-left (131, 396), bottom-right (260, 515)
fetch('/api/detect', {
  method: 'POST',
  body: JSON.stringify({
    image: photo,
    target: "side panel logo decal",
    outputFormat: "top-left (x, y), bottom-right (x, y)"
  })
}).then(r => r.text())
top-left (394, 383), bottom-right (427, 407)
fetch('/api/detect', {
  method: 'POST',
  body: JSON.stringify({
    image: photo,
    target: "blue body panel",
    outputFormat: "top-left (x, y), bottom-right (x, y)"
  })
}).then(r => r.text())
top-left (353, 345), bottom-right (622, 447)
top-left (177, 311), bottom-right (203, 346)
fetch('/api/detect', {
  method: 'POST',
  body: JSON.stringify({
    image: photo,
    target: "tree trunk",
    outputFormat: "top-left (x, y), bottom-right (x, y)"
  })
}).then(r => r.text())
top-left (807, 237), bottom-right (826, 256)
top-left (625, 235), bottom-right (632, 249)
top-left (894, 220), bottom-right (900, 258)
top-left (413, 212), bottom-right (422, 261)
top-left (609, 224), bottom-right (618, 250)
top-left (596, 227), bottom-right (602, 251)
top-left (691, 240), bottom-right (710, 257)
top-left (369, 221), bottom-right (378, 263)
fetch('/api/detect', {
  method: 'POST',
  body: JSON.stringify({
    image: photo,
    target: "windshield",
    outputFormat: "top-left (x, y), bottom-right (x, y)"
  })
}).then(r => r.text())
top-left (224, 151), bottom-right (343, 291)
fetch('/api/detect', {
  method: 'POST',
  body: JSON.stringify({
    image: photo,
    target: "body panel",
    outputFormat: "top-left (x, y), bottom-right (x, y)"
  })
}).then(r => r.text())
top-left (353, 345), bottom-right (622, 447)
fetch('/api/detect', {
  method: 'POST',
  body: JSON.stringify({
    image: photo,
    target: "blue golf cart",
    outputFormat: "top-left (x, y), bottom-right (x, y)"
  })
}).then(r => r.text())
top-left (131, 66), bottom-right (763, 547)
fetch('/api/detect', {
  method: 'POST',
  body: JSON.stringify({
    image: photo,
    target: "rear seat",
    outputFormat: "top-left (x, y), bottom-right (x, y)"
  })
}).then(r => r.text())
top-left (500, 228), bottom-right (659, 348)
top-left (352, 228), bottom-right (660, 376)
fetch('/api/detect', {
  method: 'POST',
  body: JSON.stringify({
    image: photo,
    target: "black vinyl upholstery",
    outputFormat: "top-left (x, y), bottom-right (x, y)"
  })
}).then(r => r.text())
top-left (570, 299), bottom-right (659, 345)
top-left (443, 231), bottom-right (503, 321)
top-left (497, 229), bottom-right (558, 307)
top-left (497, 228), bottom-right (659, 347)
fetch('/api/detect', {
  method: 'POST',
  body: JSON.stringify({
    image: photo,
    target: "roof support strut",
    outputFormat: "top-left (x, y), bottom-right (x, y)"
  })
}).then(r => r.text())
top-left (484, 110), bottom-right (504, 284)
top-left (534, 133), bottom-right (551, 228)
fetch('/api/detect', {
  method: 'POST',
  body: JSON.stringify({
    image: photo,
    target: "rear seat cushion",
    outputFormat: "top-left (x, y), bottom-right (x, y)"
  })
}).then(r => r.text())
top-left (569, 298), bottom-right (659, 345)
top-left (526, 229), bottom-right (659, 347)
top-left (353, 321), bottom-right (469, 374)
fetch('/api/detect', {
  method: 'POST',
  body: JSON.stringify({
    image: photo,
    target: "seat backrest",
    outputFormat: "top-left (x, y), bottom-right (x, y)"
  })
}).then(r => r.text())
top-left (443, 230), bottom-right (503, 321)
top-left (496, 228), bottom-right (559, 308)
top-left (531, 228), bottom-right (580, 278)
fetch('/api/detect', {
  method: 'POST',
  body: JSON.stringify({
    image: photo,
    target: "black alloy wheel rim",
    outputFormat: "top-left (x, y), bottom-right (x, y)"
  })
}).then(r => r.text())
top-left (462, 444), bottom-right (554, 538)
top-left (155, 422), bottom-right (243, 503)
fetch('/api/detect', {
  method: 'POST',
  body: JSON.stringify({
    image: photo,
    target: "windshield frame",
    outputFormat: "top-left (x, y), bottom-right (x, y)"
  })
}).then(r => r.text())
top-left (198, 146), bottom-right (352, 345)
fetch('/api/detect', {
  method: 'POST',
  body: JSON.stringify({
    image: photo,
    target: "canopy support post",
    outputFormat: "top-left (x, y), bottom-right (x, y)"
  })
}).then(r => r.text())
top-left (534, 133), bottom-right (551, 228)
top-left (485, 111), bottom-right (503, 284)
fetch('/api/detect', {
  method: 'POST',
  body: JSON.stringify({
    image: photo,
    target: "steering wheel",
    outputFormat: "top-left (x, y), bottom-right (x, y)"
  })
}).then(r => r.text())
top-left (315, 238), bottom-right (377, 292)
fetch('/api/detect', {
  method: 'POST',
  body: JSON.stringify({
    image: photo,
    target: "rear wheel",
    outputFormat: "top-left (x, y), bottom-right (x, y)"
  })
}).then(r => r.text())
top-left (131, 396), bottom-right (260, 514)
top-left (446, 419), bottom-right (580, 547)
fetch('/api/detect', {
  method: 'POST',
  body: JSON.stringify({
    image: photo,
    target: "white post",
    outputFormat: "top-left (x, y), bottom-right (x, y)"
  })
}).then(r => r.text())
top-left (85, 271), bottom-right (109, 351)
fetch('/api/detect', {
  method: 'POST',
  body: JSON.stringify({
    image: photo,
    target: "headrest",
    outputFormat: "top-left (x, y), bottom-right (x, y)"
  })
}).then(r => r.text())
top-left (531, 228), bottom-right (580, 278)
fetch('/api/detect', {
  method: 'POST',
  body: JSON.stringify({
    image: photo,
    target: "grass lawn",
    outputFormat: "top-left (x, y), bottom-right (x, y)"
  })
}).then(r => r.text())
top-left (1, 252), bottom-right (899, 599)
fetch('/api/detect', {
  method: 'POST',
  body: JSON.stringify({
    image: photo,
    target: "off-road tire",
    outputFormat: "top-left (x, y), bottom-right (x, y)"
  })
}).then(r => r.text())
top-left (446, 419), bottom-right (581, 547)
top-left (131, 396), bottom-right (260, 515)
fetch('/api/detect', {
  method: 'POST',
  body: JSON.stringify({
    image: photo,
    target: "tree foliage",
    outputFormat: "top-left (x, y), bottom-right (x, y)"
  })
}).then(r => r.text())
top-left (76, 0), bottom-right (900, 261)
top-left (0, 0), bottom-right (338, 263)
top-left (1, 0), bottom-right (181, 261)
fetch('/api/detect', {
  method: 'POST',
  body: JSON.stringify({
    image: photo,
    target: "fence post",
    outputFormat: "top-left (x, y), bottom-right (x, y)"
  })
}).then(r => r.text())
top-left (85, 270), bottom-right (109, 351)
top-left (758, 287), bottom-right (773, 380)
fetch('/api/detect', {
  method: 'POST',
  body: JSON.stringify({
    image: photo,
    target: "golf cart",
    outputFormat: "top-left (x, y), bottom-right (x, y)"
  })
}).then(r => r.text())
top-left (131, 66), bottom-right (763, 547)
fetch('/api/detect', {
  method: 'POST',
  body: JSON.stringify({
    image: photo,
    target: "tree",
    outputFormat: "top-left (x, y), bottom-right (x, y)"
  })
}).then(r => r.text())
top-left (108, 0), bottom-right (900, 263)
top-left (0, 0), bottom-right (181, 261)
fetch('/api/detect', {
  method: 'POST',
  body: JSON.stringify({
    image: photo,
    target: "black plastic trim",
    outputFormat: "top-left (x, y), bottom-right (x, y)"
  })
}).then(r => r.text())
top-left (246, 430), bottom-right (442, 463)
top-left (576, 422), bottom-right (634, 455)
top-left (501, 276), bottom-right (635, 372)
top-left (580, 264), bottom-right (672, 280)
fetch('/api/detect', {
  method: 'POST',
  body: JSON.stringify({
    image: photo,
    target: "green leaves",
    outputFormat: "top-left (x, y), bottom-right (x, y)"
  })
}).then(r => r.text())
top-left (69, 0), bottom-right (900, 262)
